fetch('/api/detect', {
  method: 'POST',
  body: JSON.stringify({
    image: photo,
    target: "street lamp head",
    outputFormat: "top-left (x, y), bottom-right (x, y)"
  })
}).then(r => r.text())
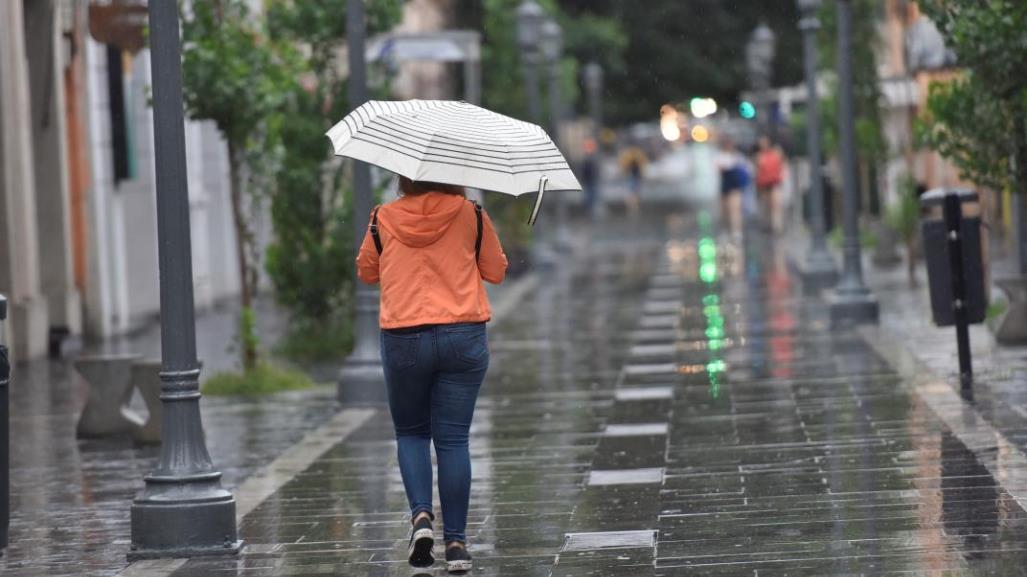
top-left (797, 0), bottom-right (822, 16)
top-left (540, 19), bottom-right (563, 63)
top-left (750, 22), bottom-right (777, 57)
top-left (583, 61), bottom-right (603, 91)
top-left (516, 0), bottom-right (544, 53)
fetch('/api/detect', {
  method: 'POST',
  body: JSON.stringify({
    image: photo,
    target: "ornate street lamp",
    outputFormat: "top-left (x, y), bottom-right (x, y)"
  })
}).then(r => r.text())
top-left (540, 18), bottom-right (573, 249)
top-left (516, 1), bottom-right (544, 123)
top-left (583, 62), bottom-right (604, 140)
top-left (746, 22), bottom-right (776, 131)
top-left (828, 0), bottom-right (879, 325)
top-left (130, 0), bottom-right (239, 559)
top-left (797, 0), bottom-right (838, 288)
top-left (338, 0), bottom-right (385, 401)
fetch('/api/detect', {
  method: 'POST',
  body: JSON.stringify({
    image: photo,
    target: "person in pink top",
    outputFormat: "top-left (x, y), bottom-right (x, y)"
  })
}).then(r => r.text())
top-left (755, 136), bottom-right (786, 234)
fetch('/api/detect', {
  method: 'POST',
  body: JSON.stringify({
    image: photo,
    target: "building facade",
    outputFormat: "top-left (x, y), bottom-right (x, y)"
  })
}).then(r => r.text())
top-left (0, 0), bottom-right (241, 361)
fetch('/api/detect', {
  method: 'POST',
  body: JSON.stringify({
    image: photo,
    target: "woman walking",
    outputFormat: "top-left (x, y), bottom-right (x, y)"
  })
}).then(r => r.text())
top-left (357, 176), bottom-right (508, 573)
top-left (756, 136), bottom-right (786, 234)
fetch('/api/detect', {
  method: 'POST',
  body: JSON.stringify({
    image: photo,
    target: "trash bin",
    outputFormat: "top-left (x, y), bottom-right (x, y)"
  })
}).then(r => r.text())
top-left (920, 189), bottom-right (986, 327)
top-left (0, 294), bottom-right (8, 551)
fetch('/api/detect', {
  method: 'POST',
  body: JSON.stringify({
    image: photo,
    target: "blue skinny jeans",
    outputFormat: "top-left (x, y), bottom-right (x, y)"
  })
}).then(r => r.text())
top-left (380, 322), bottom-right (488, 543)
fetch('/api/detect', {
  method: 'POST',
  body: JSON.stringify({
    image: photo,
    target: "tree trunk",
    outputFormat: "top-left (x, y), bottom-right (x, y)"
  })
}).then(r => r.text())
top-left (1016, 107), bottom-right (1027, 277)
top-left (227, 141), bottom-right (258, 372)
top-left (906, 237), bottom-right (917, 288)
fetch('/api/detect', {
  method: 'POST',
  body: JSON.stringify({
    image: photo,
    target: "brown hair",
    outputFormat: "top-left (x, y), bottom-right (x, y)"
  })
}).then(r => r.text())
top-left (398, 176), bottom-right (466, 197)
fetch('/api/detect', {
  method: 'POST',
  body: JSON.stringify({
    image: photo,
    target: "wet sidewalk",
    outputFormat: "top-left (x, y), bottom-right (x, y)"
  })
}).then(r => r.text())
top-left (151, 217), bottom-right (1027, 577)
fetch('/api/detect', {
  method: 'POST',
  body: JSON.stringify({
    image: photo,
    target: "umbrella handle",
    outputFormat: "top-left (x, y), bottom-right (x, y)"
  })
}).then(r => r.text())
top-left (528, 176), bottom-right (548, 227)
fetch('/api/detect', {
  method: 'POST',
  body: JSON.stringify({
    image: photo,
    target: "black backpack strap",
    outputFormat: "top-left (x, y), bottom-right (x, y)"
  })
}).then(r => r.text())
top-left (472, 201), bottom-right (483, 262)
top-left (370, 206), bottom-right (383, 254)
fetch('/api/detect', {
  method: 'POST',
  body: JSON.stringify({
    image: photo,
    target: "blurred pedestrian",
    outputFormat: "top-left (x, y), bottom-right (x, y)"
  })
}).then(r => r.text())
top-left (716, 136), bottom-right (750, 240)
top-left (357, 176), bottom-right (508, 572)
top-left (619, 144), bottom-right (648, 217)
top-left (755, 136), bottom-right (786, 233)
top-left (580, 138), bottom-right (601, 221)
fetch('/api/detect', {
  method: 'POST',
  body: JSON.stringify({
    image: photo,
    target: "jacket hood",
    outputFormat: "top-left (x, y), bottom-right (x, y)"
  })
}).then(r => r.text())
top-left (379, 192), bottom-right (467, 248)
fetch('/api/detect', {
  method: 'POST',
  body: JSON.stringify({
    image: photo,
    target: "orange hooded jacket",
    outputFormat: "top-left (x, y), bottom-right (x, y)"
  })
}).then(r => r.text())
top-left (356, 191), bottom-right (508, 329)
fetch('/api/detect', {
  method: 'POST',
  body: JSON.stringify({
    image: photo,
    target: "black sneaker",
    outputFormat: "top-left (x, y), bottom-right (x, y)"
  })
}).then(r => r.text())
top-left (407, 516), bottom-right (435, 568)
top-left (445, 543), bottom-right (472, 573)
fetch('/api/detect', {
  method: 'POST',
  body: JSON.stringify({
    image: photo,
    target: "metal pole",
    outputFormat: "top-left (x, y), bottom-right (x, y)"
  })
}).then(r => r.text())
top-left (798, 0), bottom-right (837, 288)
top-left (0, 294), bottom-right (8, 552)
top-left (548, 50), bottom-right (572, 249)
top-left (943, 193), bottom-right (973, 394)
top-left (130, 0), bottom-right (239, 559)
top-left (584, 62), bottom-right (605, 221)
top-left (338, 0), bottom-right (385, 401)
top-left (523, 55), bottom-right (541, 124)
top-left (828, 0), bottom-right (878, 325)
top-left (584, 62), bottom-right (603, 142)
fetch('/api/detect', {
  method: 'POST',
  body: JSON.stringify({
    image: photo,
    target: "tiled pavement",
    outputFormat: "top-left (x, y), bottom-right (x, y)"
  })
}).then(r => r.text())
top-left (151, 217), bottom-right (1027, 576)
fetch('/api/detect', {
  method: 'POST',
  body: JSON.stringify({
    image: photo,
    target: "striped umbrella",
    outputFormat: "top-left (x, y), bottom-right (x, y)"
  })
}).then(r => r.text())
top-left (326, 99), bottom-right (581, 224)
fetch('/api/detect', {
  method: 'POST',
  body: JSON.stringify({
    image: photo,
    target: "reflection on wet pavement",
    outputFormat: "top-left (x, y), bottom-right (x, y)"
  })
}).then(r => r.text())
top-left (17, 215), bottom-right (1027, 576)
top-left (169, 219), bottom-right (1027, 576)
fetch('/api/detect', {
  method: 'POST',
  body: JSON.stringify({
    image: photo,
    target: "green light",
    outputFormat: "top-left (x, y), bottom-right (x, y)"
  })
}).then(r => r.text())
top-left (702, 294), bottom-right (719, 306)
top-left (705, 326), bottom-right (724, 339)
top-left (706, 359), bottom-right (727, 373)
top-left (698, 239), bottom-right (717, 261)
top-left (739, 101), bottom-right (757, 119)
top-left (700, 262), bottom-right (718, 283)
top-left (708, 339), bottom-right (723, 351)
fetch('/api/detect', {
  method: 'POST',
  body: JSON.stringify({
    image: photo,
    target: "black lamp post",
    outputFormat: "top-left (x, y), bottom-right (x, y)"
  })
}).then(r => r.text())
top-left (797, 0), bottom-right (838, 288)
top-left (129, 0), bottom-right (239, 559)
top-left (338, 0), bottom-right (385, 401)
top-left (583, 62), bottom-right (603, 143)
top-left (516, 1), bottom-right (544, 124)
top-left (746, 22), bottom-right (776, 134)
top-left (541, 18), bottom-right (573, 250)
top-left (827, 0), bottom-right (879, 325)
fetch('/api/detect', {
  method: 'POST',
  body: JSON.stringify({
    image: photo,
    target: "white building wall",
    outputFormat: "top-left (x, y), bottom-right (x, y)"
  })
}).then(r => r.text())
top-left (83, 36), bottom-right (241, 337)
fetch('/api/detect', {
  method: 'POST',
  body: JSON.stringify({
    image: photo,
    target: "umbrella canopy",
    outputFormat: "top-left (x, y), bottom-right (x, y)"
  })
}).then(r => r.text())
top-left (326, 99), bottom-right (581, 197)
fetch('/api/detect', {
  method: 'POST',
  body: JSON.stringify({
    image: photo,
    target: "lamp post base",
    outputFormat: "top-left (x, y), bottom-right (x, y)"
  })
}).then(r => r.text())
top-left (129, 483), bottom-right (241, 561)
top-left (798, 251), bottom-right (839, 292)
top-left (337, 358), bottom-right (386, 404)
top-left (827, 288), bottom-right (879, 328)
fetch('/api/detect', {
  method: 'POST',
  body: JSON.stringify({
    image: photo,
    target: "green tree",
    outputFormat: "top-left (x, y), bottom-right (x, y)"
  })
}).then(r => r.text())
top-left (263, 0), bottom-right (402, 361)
top-left (918, 1), bottom-right (1027, 218)
top-left (181, 0), bottom-right (300, 371)
top-left (562, 0), bottom-right (804, 124)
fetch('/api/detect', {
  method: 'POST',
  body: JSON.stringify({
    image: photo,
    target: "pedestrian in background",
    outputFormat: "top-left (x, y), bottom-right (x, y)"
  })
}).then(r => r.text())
top-left (357, 176), bottom-right (508, 573)
top-left (756, 136), bottom-right (786, 233)
top-left (619, 144), bottom-right (648, 217)
top-left (716, 136), bottom-right (750, 240)
top-left (580, 138), bottom-right (601, 221)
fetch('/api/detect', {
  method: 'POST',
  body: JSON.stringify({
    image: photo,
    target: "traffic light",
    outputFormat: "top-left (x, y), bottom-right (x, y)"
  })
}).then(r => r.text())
top-left (739, 101), bottom-right (757, 120)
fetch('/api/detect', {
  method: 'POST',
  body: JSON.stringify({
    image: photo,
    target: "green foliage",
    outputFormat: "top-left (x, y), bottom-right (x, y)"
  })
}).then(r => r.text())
top-left (916, 77), bottom-right (1016, 194)
top-left (987, 300), bottom-right (1008, 323)
top-left (237, 305), bottom-right (261, 366)
top-left (202, 362), bottom-right (316, 396)
top-left (917, 0), bottom-right (1027, 197)
top-left (262, 0), bottom-right (401, 347)
top-left (275, 316), bottom-right (354, 363)
top-left (181, 0), bottom-right (299, 146)
top-left (885, 177), bottom-right (921, 244)
top-left (829, 226), bottom-right (876, 250)
top-left (919, 1), bottom-right (1027, 100)
top-left (182, 0), bottom-right (304, 373)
